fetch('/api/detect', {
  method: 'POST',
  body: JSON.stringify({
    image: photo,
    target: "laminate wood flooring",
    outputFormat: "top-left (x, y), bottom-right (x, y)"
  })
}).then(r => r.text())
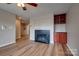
top-left (0, 39), bottom-right (73, 56)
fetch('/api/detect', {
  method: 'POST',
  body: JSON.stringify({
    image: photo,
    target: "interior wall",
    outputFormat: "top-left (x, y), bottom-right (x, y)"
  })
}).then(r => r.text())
top-left (66, 4), bottom-right (79, 55)
top-left (55, 24), bottom-right (66, 32)
top-left (26, 24), bottom-right (30, 35)
top-left (30, 13), bottom-right (54, 44)
top-left (0, 9), bottom-right (16, 47)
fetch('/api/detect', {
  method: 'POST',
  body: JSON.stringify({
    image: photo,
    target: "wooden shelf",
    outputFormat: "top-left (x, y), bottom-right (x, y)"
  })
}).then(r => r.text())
top-left (54, 14), bottom-right (66, 24)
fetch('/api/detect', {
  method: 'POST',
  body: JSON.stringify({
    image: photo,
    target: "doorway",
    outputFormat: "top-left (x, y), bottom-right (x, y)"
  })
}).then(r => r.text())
top-left (16, 16), bottom-right (30, 42)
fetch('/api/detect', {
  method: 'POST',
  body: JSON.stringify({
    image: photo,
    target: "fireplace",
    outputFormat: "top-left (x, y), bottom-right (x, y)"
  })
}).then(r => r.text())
top-left (35, 30), bottom-right (50, 44)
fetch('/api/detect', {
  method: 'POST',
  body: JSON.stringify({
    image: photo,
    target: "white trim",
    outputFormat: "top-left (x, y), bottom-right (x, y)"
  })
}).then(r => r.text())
top-left (50, 40), bottom-right (54, 44)
top-left (67, 44), bottom-right (76, 56)
top-left (0, 41), bottom-right (16, 47)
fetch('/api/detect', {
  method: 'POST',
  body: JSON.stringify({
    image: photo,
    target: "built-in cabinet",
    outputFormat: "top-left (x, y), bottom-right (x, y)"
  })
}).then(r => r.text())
top-left (54, 14), bottom-right (66, 24)
top-left (54, 13), bottom-right (67, 44)
top-left (54, 32), bottom-right (67, 44)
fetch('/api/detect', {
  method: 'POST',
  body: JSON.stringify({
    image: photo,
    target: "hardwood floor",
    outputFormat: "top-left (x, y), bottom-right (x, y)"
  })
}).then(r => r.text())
top-left (0, 39), bottom-right (73, 56)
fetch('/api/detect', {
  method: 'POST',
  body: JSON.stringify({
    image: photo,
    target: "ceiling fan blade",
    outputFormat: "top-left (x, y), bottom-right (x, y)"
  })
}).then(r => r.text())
top-left (22, 7), bottom-right (27, 11)
top-left (7, 3), bottom-right (12, 4)
top-left (27, 3), bottom-right (38, 7)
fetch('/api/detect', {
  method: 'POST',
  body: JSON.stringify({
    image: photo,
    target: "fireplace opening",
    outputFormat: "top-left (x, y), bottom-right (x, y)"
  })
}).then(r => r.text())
top-left (35, 30), bottom-right (50, 44)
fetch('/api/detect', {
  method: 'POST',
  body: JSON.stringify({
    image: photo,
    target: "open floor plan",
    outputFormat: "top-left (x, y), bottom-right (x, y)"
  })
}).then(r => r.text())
top-left (0, 3), bottom-right (79, 56)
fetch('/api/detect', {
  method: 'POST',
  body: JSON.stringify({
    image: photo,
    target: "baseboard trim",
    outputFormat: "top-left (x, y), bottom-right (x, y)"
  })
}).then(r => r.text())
top-left (0, 41), bottom-right (16, 47)
top-left (67, 44), bottom-right (76, 56)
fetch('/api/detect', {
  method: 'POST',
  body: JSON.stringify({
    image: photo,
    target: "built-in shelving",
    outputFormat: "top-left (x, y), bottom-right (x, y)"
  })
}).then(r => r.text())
top-left (54, 13), bottom-right (67, 44)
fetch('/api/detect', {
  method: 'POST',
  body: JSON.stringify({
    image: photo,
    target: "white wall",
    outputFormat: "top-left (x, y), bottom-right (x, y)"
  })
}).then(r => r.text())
top-left (30, 13), bottom-right (54, 44)
top-left (26, 24), bottom-right (30, 35)
top-left (0, 9), bottom-right (16, 47)
top-left (55, 24), bottom-right (66, 32)
top-left (66, 4), bottom-right (79, 55)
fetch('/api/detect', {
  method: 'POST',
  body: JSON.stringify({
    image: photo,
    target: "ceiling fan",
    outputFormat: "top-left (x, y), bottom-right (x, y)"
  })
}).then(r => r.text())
top-left (7, 3), bottom-right (38, 11)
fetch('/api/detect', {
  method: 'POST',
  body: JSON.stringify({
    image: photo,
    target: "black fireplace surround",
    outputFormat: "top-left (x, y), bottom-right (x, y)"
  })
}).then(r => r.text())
top-left (35, 30), bottom-right (50, 44)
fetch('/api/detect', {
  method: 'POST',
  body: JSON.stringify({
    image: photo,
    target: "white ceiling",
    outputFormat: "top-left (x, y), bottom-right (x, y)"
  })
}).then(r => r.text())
top-left (0, 3), bottom-right (72, 20)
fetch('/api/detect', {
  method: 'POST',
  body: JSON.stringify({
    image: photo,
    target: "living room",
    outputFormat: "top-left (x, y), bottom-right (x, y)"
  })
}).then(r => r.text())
top-left (0, 3), bottom-right (79, 56)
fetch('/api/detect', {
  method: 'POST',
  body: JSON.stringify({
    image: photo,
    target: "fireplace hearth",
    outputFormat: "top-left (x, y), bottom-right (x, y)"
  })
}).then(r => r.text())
top-left (35, 30), bottom-right (50, 44)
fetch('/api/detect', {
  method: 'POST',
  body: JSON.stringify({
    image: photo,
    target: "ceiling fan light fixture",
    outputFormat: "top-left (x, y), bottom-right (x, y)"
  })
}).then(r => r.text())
top-left (22, 7), bottom-right (27, 10)
top-left (17, 3), bottom-right (25, 7)
top-left (21, 3), bottom-right (25, 7)
top-left (17, 3), bottom-right (21, 7)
